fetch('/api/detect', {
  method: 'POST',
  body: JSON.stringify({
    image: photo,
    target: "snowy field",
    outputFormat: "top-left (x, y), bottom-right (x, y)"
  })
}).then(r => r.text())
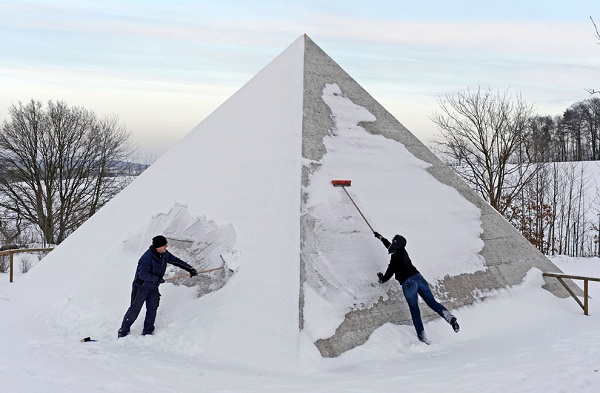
top-left (1, 255), bottom-right (599, 392)
top-left (2, 36), bottom-right (600, 392)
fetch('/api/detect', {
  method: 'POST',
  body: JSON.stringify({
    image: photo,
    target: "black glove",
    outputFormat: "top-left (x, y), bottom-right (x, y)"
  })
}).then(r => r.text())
top-left (377, 272), bottom-right (384, 283)
top-left (373, 231), bottom-right (381, 239)
top-left (189, 269), bottom-right (198, 277)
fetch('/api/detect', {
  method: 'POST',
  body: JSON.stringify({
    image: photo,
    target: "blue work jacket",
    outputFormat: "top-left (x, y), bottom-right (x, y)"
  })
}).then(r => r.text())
top-left (135, 246), bottom-right (193, 287)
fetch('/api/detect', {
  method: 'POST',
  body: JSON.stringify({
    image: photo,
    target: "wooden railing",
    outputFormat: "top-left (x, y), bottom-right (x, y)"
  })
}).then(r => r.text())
top-left (0, 248), bottom-right (54, 283)
top-left (543, 272), bottom-right (600, 315)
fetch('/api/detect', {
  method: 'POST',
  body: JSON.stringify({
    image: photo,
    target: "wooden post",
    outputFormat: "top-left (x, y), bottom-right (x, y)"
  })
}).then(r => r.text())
top-left (9, 252), bottom-right (14, 283)
top-left (543, 272), bottom-right (600, 315)
top-left (584, 279), bottom-right (589, 316)
top-left (0, 248), bottom-right (54, 283)
top-left (554, 276), bottom-right (584, 310)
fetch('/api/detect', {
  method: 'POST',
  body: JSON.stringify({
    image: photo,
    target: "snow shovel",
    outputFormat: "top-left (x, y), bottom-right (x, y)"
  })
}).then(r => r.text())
top-left (164, 265), bottom-right (225, 282)
top-left (331, 179), bottom-right (375, 232)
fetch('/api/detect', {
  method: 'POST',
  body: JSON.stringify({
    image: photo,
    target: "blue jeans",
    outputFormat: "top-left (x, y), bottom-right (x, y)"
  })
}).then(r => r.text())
top-left (402, 273), bottom-right (453, 341)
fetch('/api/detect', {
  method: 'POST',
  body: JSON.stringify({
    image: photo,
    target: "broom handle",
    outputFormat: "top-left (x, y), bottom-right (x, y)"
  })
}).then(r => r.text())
top-left (163, 265), bottom-right (225, 282)
top-left (341, 186), bottom-right (375, 232)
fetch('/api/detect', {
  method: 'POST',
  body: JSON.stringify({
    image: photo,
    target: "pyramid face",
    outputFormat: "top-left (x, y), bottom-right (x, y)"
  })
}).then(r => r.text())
top-left (17, 35), bottom-right (574, 364)
top-left (16, 36), bottom-right (307, 367)
top-left (298, 36), bottom-right (571, 357)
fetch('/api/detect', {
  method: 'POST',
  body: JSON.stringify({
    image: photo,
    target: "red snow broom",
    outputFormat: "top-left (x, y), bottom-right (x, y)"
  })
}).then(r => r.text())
top-left (331, 179), bottom-right (375, 232)
top-left (331, 179), bottom-right (351, 187)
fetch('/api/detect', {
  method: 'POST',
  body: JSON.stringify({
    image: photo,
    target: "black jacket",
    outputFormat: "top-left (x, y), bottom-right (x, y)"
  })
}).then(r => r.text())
top-left (379, 235), bottom-right (419, 285)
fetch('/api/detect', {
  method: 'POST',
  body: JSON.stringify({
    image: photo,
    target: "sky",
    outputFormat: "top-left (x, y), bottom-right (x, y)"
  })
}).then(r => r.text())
top-left (1, 0), bottom-right (599, 157)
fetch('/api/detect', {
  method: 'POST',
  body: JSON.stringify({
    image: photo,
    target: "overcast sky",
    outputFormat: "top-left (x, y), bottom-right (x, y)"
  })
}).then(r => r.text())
top-left (1, 0), bottom-right (599, 157)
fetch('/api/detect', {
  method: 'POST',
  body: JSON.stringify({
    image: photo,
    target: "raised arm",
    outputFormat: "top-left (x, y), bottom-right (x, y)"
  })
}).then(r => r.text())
top-left (373, 231), bottom-right (391, 249)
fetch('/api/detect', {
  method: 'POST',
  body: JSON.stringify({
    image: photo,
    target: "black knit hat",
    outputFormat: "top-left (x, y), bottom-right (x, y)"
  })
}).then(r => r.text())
top-left (152, 235), bottom-right (168, 248)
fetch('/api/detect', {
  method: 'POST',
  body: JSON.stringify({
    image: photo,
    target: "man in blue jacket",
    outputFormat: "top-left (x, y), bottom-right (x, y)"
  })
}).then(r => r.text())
top-left (118, 235), bottom-right (197, 337)
top-left (375, 232), bottom-right (459, 344)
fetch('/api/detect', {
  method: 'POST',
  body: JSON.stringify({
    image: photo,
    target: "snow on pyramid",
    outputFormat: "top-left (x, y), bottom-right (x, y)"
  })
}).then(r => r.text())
top-left (298, 36), bottom-right (578, 357)
top-left (11, 35), bottom-right (575, 365)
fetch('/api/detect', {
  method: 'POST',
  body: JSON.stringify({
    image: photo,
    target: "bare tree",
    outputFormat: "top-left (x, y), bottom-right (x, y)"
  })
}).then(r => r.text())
top-left (0, 211), bottom-right (27, 245)
top-left (502, 161), bottom-right (599, 257)
top-left (431, 86), bottom-right (538, 214)
top-left (587, 16), bottom-right (600, 95)
top-left (0, 100), bottom-right (136, 245)
top-left (522, 115), bottom-right (555, 162)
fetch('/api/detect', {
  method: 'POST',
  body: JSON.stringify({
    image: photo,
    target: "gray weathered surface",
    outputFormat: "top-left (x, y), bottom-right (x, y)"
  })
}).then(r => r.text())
top-left (300, 35), bottom-right (578, 358)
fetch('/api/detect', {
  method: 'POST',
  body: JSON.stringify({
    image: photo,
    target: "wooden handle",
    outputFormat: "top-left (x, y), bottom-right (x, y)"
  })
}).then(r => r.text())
top-left (163, 265), bottom-right (225, 282)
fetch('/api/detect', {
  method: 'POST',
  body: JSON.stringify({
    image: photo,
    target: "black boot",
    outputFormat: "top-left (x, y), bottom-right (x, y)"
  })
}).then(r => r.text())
top-left (118, 328), bottom-right (129, 338)
top-left (142, 328), bottom-right (154, 336)
top-left (450, 317), bottom-right (460, 333)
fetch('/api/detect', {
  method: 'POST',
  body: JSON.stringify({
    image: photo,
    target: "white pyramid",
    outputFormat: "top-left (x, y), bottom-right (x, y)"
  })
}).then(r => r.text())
top-left (11, 35), bottom-right (575, 363)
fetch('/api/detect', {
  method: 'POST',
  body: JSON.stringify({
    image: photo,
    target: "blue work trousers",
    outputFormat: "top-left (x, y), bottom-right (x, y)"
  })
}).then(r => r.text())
top-left (119, 282), bottom-right (161, 335)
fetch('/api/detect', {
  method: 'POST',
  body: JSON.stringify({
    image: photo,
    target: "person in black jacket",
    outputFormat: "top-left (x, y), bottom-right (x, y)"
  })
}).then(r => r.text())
top-left (375, 232), bottom-right (459, 343)
top-left (118, 235), bottom-right (198, 338)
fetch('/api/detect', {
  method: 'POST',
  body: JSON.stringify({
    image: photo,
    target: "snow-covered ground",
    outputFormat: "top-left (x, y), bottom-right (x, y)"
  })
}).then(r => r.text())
top-left (1, 255), bottom-right (600, 392)
top-left (2, 36), bottom-right (600, 392)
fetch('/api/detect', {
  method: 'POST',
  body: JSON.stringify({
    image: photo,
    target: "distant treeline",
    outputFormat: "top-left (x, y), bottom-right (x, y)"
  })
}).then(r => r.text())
top-left (506, 96), bottom-right (600, 257)
top-left (432, 87), bottom-right (600, 258)
top-left (523, 97), bottom-right (600, 163)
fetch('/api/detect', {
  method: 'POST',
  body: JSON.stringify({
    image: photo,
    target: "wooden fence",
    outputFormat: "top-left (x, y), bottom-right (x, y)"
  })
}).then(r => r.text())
top-left (0, 248), bottom-right (54, 283)
top-left (543, 272), bottom-right (600, 316)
